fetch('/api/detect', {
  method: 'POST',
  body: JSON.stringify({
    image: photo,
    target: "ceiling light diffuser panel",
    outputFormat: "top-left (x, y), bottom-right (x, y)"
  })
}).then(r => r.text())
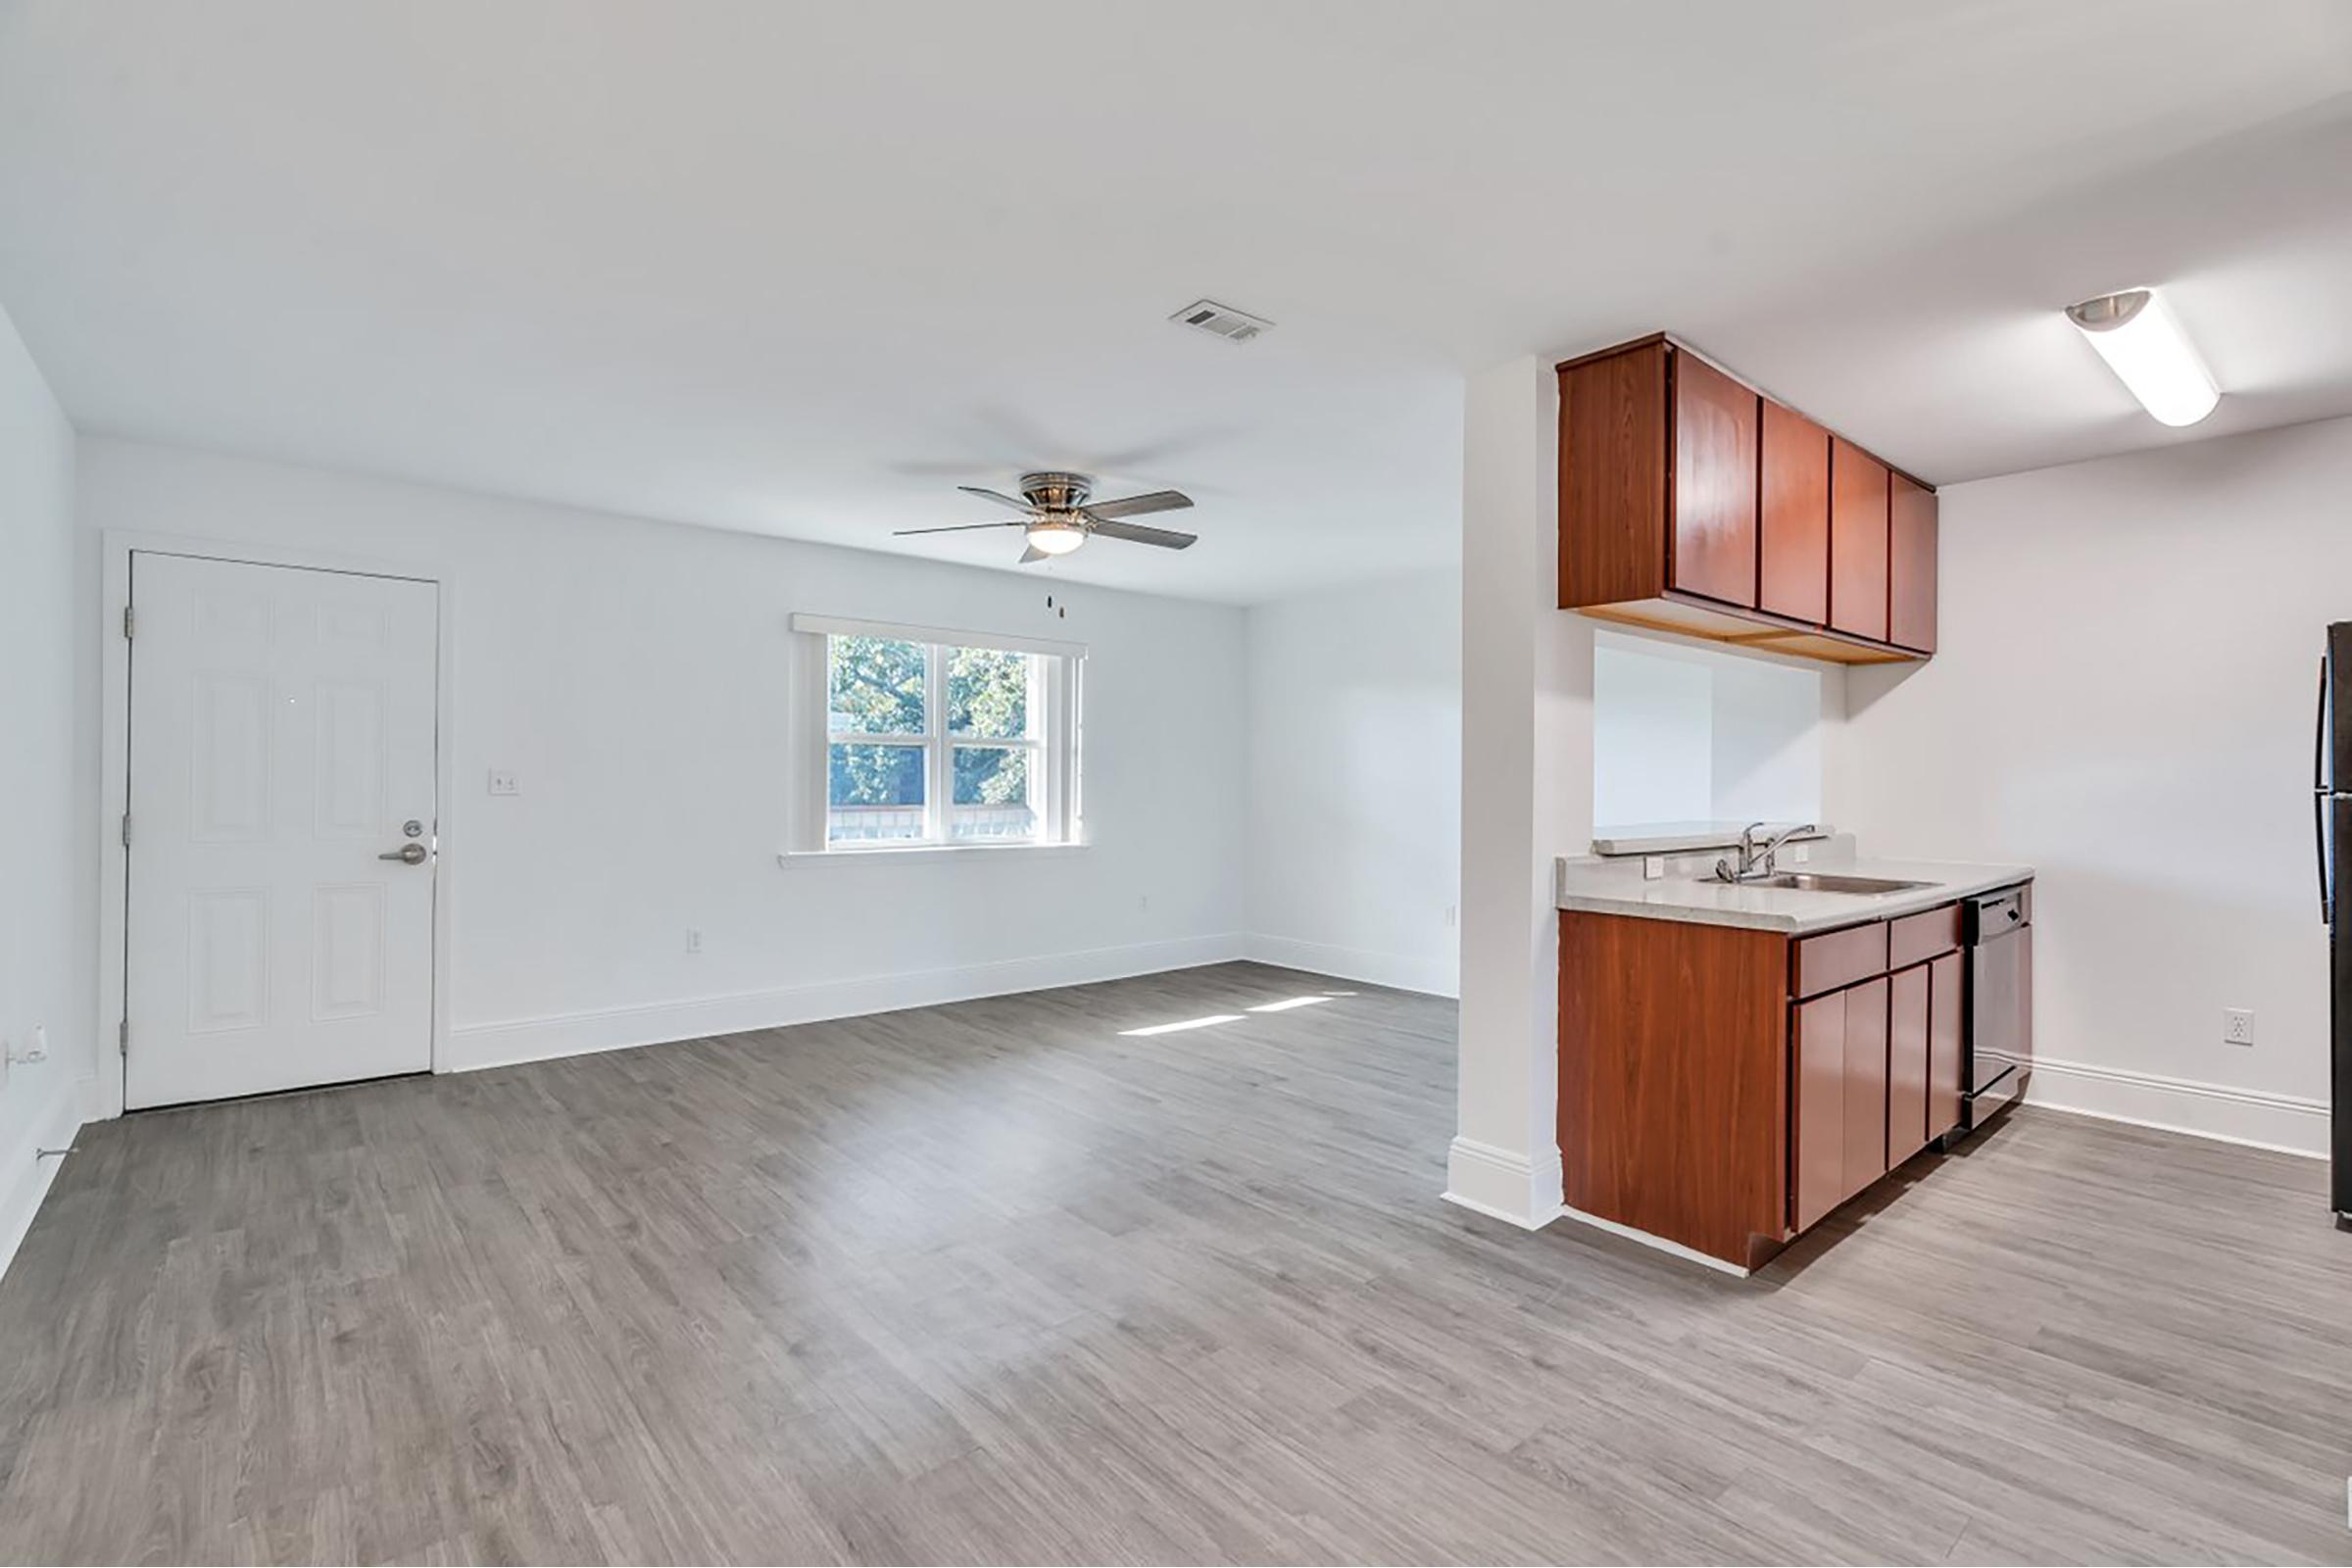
top-left (2065, 288), bottom-right (2220, 427)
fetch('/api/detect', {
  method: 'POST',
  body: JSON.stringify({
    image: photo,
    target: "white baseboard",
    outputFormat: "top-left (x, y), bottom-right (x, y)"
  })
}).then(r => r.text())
top-left (445, 932), bottom-right (1250, 1073)
top-left (1244, 933), bottom-right (1458, 999)
top-left (0, 1073), bottom-right (89, 1287)
top-left (1442, 1135), bottom-right (1563, 1229)
top-left (2025, 1054), bottom-right (2329, 1159)
top-left (1552, 1202), bottom-right (1751, 1277)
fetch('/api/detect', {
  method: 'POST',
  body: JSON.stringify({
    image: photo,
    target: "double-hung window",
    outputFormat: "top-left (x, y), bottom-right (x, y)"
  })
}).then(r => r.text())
top-left (789, 614), bottom-right (1083, 853)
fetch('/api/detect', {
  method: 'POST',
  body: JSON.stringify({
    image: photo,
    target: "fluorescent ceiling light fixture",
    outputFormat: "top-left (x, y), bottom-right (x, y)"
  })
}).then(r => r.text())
top-left (1026, 519), bottom-right (1087, 556)
top-left (1118, 1013), bottom-right (1243, 1037)
top-left (2064, 288), bottom-right (2219, 427)
top-left (1246, 996), bottom-right (1333, 1013)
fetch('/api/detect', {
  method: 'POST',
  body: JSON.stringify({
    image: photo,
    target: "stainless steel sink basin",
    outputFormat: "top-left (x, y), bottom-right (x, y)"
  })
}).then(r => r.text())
top-left (1752, 872), bottom-right (1934, 896)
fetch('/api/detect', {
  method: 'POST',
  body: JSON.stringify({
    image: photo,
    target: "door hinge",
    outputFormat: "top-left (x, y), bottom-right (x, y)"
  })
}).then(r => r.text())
top-left (122, 605), bottom-right (135, 640)
top-left (121, 812), bottom-right (132, 848)
top-left (118, 1018), bottom-right (128, 1055)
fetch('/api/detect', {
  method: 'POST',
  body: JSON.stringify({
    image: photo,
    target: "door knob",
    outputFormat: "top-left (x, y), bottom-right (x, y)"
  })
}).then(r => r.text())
top-left (378, 843), bottom-right (428, 865)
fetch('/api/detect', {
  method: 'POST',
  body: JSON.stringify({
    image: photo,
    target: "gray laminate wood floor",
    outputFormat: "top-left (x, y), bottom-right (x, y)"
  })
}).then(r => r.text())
top-left (0, 961), bottom-right (2345, 1564)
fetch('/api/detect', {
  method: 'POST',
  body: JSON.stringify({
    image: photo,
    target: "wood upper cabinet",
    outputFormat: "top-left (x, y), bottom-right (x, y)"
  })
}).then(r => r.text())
top-left (1829, 437), bottom-right (1889, 643)
top-left (1888, 473), bottom-right (1938, 653)
top-left (1758, 400), bottom-right (1830, 624)
top-left (1669, 352), bottom-right (1758, 608)
top-left (1557, 333), bottom-right (1934, 667)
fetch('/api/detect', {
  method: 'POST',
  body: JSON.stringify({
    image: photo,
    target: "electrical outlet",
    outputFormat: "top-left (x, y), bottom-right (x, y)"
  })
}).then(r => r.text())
top-left (487, 769), bottom-right (519, 796)
top-left (685, 928), bottom-right (704, 956)
top-left (1443, 904), bottom-right (1458, 928)
top-left (1642, 856), bottom-right (1665, 881)
top-left (1789, 844), bottom-right (1812, 864)
top-left (1138, 894), bottom-right (1151, 913)
top-left (2224, 1007), bottom-right (2254, 1046)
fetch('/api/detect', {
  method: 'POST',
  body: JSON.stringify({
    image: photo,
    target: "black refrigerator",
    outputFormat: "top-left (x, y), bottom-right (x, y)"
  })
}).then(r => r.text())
top-left (2318, 623), bottom-right (2352, 1221)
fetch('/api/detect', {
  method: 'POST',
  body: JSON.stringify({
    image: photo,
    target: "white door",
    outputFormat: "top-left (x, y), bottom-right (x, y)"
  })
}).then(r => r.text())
top-left (125, 553), bottom-right (439, 1108)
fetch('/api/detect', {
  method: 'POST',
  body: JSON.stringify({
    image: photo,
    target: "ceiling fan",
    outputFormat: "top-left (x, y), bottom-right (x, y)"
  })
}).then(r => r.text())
top-left (894, 471), bottom-right (1198, 563)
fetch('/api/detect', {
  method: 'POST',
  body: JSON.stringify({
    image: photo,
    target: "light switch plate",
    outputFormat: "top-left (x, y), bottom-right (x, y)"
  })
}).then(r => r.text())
top-left (488, 770), bottom-right (519, 796)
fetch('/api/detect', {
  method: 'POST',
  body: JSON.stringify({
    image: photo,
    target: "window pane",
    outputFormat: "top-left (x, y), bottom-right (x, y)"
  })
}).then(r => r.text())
top-left (828, 743), bottom-right (926, 842)
top-left (829, 636), bottom-right (926, 736)
top-left (947, 645), bottom-right (1031, 739)
top-left (952, 746), bottom-right (1034, 841)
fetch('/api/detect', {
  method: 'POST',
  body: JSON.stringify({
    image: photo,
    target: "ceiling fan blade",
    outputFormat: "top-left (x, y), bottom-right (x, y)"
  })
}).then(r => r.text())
top-left (1090, 519), bottom-right (1198, 550)
top-left (1082, 489), bottom-right (1193, 521)
top-left (1018, 544), bottom-right (1048, 564)
top-left (893, 520), bottom-right (1027, 536)
top-left (957, 485), bottom-right (1035, 512)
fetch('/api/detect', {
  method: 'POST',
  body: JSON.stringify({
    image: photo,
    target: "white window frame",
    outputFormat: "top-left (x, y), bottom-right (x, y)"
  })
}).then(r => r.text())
top-left (783, 613), bottom-right (1086, 860)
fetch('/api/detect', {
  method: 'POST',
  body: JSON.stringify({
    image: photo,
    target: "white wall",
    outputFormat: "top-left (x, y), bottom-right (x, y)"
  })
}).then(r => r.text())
top-left (1592, 638), bottom-right (1713, 825)
top-left (1831, 414), bottom-right (2352, 1154)
top-left (1592, 630), bottom-right (1828, 829)
top-left (80, 439), bottom-right (1250, 1072)
top-left (0, 303), bottom-right (89, 1275)
top-left (1244, 570), bottom-right (1461, 997)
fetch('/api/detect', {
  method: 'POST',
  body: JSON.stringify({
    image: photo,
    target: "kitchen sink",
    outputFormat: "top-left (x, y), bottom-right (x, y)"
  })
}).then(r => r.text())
top-left (1751, 872), bottom-right (1934, 896)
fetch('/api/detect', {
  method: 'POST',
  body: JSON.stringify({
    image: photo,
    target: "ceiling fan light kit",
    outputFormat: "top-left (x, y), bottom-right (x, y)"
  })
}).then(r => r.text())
top-left (1025, 519), bottom-right (1087, 556)
top-left (894, 469), bottom-right (1200, 565)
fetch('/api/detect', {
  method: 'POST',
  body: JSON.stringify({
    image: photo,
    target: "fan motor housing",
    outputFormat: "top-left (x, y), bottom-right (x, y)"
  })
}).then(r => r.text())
top-left (1018, 471), bottom-right (1092, 512)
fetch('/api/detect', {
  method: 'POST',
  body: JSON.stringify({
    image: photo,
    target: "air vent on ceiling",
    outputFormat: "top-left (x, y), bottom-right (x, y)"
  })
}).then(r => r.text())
top-left (1170, 299), bottom-right (1273, 344)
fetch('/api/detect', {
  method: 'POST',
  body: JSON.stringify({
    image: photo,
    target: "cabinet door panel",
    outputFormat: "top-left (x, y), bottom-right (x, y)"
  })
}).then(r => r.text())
top-left (1889, 474), bottom-right (1938, 653)
top-left (1792, 992), bottom-right (1847, 1233)
top-left (1559, 342), bottom-right (1670, 609)
top-left (1669, 351), bottom-right (1759, 608)
top-left (1841, 977), bottom-right (1889, 1200)
top-left (1928, 951), bottom-right (1963, 1140)
top-left (1829, 438), bottom-right (1889, 643)
top-left (1759, 400), bottom-right (1830, 623)
top-left (1887, 964), bottom-right (1930, 1165)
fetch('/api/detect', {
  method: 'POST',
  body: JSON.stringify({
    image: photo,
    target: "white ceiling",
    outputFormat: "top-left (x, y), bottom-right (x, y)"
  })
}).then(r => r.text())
top-left (3, 1), bottom-right (2349, 603)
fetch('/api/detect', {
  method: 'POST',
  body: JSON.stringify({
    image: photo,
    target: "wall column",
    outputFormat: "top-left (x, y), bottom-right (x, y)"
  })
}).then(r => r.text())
top-left (1449, 355), bottom-right (1593, 1226)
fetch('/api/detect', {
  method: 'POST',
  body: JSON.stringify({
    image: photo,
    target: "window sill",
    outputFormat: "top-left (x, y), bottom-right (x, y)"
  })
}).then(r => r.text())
top-left (777, 841), bottom-right (1089, 868)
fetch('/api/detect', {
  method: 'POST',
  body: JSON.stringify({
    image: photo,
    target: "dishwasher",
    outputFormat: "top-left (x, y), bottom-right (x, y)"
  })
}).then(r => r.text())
top-left (1959, 884), bottom-right (2033, 1134)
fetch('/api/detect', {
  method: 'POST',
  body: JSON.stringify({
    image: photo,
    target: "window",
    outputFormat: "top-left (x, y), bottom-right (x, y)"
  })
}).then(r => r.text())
top-left (792, 615), bottom-right (1083, 854)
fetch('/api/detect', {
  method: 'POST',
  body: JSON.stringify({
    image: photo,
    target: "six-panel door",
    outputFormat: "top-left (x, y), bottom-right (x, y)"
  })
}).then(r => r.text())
top-left (125, 552), bottom-right (439, 1108)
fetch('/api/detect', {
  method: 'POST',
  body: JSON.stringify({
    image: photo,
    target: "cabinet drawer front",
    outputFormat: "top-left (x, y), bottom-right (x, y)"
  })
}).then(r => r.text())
top-left (1792, 922), bottom-right (1888, 999)
top-left (1887, 903), bottom-right (1961, 968)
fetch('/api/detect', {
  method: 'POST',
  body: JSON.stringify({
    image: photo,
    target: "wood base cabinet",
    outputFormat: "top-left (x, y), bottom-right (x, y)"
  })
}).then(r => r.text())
top-left (1559, 887), bottom-right (2021, 1270)
top-left (1557, 332), bottom-right (1936, 668)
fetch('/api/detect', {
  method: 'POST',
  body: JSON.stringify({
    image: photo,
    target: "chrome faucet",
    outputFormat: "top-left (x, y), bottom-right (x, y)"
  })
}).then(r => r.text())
top-left (1715, 821), bottom-right (1818, 884)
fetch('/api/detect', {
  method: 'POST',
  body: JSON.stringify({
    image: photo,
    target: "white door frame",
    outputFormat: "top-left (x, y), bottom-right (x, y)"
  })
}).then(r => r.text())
top-left (96, 529), bottom-right (459, 1121)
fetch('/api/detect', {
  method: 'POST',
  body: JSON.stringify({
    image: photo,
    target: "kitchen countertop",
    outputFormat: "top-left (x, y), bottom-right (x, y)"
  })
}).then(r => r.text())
top-left (1590, 820), bottom-right (1833, 857)
top-left (1555, 854), bottom-right (2034, 934)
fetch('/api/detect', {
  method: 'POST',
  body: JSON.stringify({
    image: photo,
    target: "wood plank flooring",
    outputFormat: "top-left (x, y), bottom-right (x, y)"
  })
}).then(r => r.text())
top-left (0, 961), bottom-right (2346, 1563)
